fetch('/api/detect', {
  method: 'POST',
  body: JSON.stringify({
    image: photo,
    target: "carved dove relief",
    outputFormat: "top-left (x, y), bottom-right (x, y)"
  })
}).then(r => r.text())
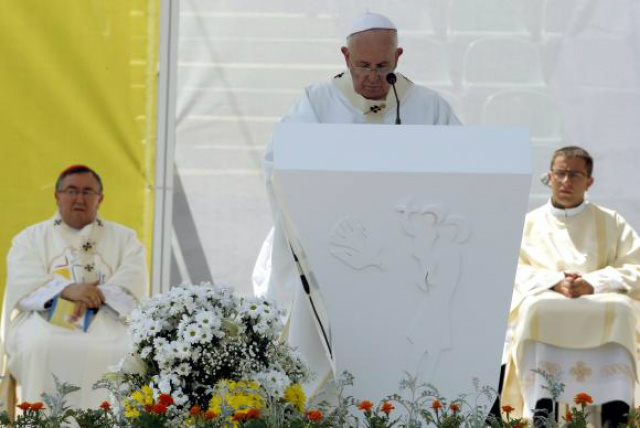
top-left (329, 217), bottom-right (384, 270)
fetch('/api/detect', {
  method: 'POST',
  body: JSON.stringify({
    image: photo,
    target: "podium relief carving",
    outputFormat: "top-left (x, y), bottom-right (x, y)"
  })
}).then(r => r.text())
top-left (396, 197), bottom-right (472, 377)
top-left (329, 216), bottom-right (385, 270)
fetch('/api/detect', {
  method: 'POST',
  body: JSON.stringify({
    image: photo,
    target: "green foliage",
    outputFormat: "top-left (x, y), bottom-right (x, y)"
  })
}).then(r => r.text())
top-left (3, 369), bottom-right (639, 428)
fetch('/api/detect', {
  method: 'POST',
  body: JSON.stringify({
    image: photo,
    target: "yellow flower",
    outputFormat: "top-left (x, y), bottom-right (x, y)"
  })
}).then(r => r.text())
top-left (209, 381), bottom-right (264, 416)
top-left (141, 385), bottom-right (154, 406)
top-left (209, 394), bottom-right (223, 415)
top-left (123, 404), bottom-right (140, 419)
top-left (284, 384), bottom-right (306, 412)
top-left (130, 391), bottom-right (144, 405)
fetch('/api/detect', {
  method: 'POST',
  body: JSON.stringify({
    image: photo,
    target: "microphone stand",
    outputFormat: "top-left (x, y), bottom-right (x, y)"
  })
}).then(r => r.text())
top-left (386, 72), bottom-right (401, 125)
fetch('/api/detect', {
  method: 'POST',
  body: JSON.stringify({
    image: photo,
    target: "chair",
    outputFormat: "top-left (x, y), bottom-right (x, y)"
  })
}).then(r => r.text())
top-left (461, 37), bottom-right (545, 123)
top-left (558, 34), bottom-right (640, 89)
top-left (541, 0), bottom-right (577, 37)
top-left (399, 36), bottom-right (453, 90)
top-left (447, 0), bottom-right (530, 37)
top-left (481, 89), bottom-right (562, 140)
top-left (462, 37), bottom-right (544, 86)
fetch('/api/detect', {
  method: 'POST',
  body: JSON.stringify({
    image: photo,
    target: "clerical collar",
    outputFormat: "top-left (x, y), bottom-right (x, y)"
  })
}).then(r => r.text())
top-left (52, 212), bottom-right (104, 231)
top-left (547, 199), bottom-right (589, 218)
top-left (332, 71), bottom-right (413, 121)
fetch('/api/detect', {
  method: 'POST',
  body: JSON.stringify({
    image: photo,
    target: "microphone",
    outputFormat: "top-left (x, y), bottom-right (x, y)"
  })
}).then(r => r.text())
top-left (386, 72), bottom-right (401, 124)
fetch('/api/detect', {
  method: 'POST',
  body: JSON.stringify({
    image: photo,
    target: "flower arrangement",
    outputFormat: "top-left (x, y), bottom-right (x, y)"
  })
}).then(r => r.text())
top-left (118, 282), bottom-right (308, 423)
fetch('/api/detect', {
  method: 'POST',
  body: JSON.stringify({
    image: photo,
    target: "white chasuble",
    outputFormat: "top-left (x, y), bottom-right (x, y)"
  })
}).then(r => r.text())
top-left (253, 72), bottom-right (461, 396)
top-left (1, 214), bottom-right (148, 409)
top-left (502, 201), bottom-right (640, 417)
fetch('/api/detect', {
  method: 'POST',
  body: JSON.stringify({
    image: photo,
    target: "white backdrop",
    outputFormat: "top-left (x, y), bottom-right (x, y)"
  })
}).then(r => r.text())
top-left (172, 0), bottom-right (640, 295)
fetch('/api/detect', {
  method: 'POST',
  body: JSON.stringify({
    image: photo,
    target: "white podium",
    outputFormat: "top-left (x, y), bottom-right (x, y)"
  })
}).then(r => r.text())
top-left (272, 123), bottom-right (531, 402)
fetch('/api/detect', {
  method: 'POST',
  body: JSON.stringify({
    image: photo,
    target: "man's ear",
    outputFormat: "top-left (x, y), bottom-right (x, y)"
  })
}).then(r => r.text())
top-left (395, 47), bottom-right (403, 65)
top-left (587, 176), bottom-right (594, 189)
top-left (340, 46), bottom-right (350, 67)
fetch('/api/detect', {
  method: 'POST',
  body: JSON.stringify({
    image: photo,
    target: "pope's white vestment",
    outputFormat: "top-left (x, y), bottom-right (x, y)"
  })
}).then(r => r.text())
top-left (502, 201), bottom-right (640, 417)
top-left (1, 214), bottom-right (148, 409)
top-left (253, 71), bottom-right (460, 395)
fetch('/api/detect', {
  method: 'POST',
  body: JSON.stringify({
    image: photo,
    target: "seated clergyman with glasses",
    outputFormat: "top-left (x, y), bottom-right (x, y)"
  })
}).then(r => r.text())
top-left (1, 165), bottom-right (148, 412)
top-left (501, 147), bottom-right (640, 427)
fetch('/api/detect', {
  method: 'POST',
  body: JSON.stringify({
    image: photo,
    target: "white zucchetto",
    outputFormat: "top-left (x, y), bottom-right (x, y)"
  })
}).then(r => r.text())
top-left (347, 12), bottom-right (397, 37)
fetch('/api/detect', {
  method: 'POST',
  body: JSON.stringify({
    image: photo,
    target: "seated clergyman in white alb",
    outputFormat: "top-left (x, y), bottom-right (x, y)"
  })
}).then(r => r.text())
top-left (1, 165), bottom-right (148, 410)
top-left (502, 147), bottom-right (640, 427)
top-left (252, 12), bottom-right (461, 395)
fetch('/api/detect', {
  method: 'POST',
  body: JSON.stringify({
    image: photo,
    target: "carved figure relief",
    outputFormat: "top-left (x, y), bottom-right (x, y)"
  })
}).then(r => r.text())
top-left (395, 198), bottom-right (472, 378)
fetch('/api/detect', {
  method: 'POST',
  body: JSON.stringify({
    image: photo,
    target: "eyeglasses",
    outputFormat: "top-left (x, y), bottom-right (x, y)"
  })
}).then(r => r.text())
top-left (551, 169), bottom-right (589, 181)
top-left (352, 65), bottom-right (393, 76)
top-left (57, 188), bottom-right (101, 197)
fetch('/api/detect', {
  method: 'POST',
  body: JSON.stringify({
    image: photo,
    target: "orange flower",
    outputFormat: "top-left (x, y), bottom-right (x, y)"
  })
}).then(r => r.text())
top-left (17, 402), bottom-right (31, 411)
top-left (204, 410), bottom-right (218, 420)
top-left (574, 393), bottom-right (593, 406)
top-left (381, 401), bottom-right (395, 414)
top-left (565, 410), bottom-right (573, 422)
top-left (358, 400), bottom-right (374, 412)
top-left (431, 400), bottom-right (443, 411)
top-left (514, 424), bottom-right (523, 428)
top-left (305, 409), bottom-right (323, 422)
top-left (246, 408), bottom-right (261, 420)
top-left (30, 402), bottom-right (45, 411)
top-left (100, 401), bottom-right (111, 411)
top-left (501, 405), bottom-right (515, 415)
top-left (190, 406), bottom-right (202, 416)
top-left (449, 403), bottom-right (460, 413)
top-left (233, 411), bottom-right (248, 421)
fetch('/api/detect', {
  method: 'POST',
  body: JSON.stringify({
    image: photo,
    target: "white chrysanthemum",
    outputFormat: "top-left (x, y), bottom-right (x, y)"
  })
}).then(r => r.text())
top-left (153, 337), bottom-right (169, 350)
top-left (255, 369), bottom-right (291, 396)
top-left (165, 340), bottom-right (184, 360)
top-left (168, 302), bottom-right (185, 316)
top-left (183, 323), bottom-right (203, 344)
top-left (138, 318), bottom-right (162, 337)
top-left (253, 320), bottom-right (269, 335)
top-left (200, 328), bottom-right (213, 343)
top-left (241, 299), bottom-right (264, 320)
top-left (177, 313), bottom-right (194, 333)
top-left (158, 376), bottom-right (172, 394)
top-left (176, 363), bottom-right (191, 376)
top-left (195, 311), bottom-right (221, 330)
top-left (172, 389), bottom-right (189, 406)
top-left (140, 346), bottom-right (153, 359)
top-left (175, 341), bottom-right (192, 359)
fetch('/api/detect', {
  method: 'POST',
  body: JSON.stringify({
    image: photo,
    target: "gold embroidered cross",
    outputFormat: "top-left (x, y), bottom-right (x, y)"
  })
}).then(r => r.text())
top-left (365, 103), bottom-right (386, 115)
top-left (570, 361), bottom-right (592, 382)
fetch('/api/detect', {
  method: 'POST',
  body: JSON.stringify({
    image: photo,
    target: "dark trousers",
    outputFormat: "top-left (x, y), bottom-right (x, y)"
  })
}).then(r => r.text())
top-left (535, 398), bottom-right (629, 428)
top-left (487, 365), bottom-right (506, 421)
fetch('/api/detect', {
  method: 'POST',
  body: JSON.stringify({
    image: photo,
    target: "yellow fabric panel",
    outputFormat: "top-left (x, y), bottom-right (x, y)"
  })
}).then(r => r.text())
top-left (0, 1), bottom-right (158, 298)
